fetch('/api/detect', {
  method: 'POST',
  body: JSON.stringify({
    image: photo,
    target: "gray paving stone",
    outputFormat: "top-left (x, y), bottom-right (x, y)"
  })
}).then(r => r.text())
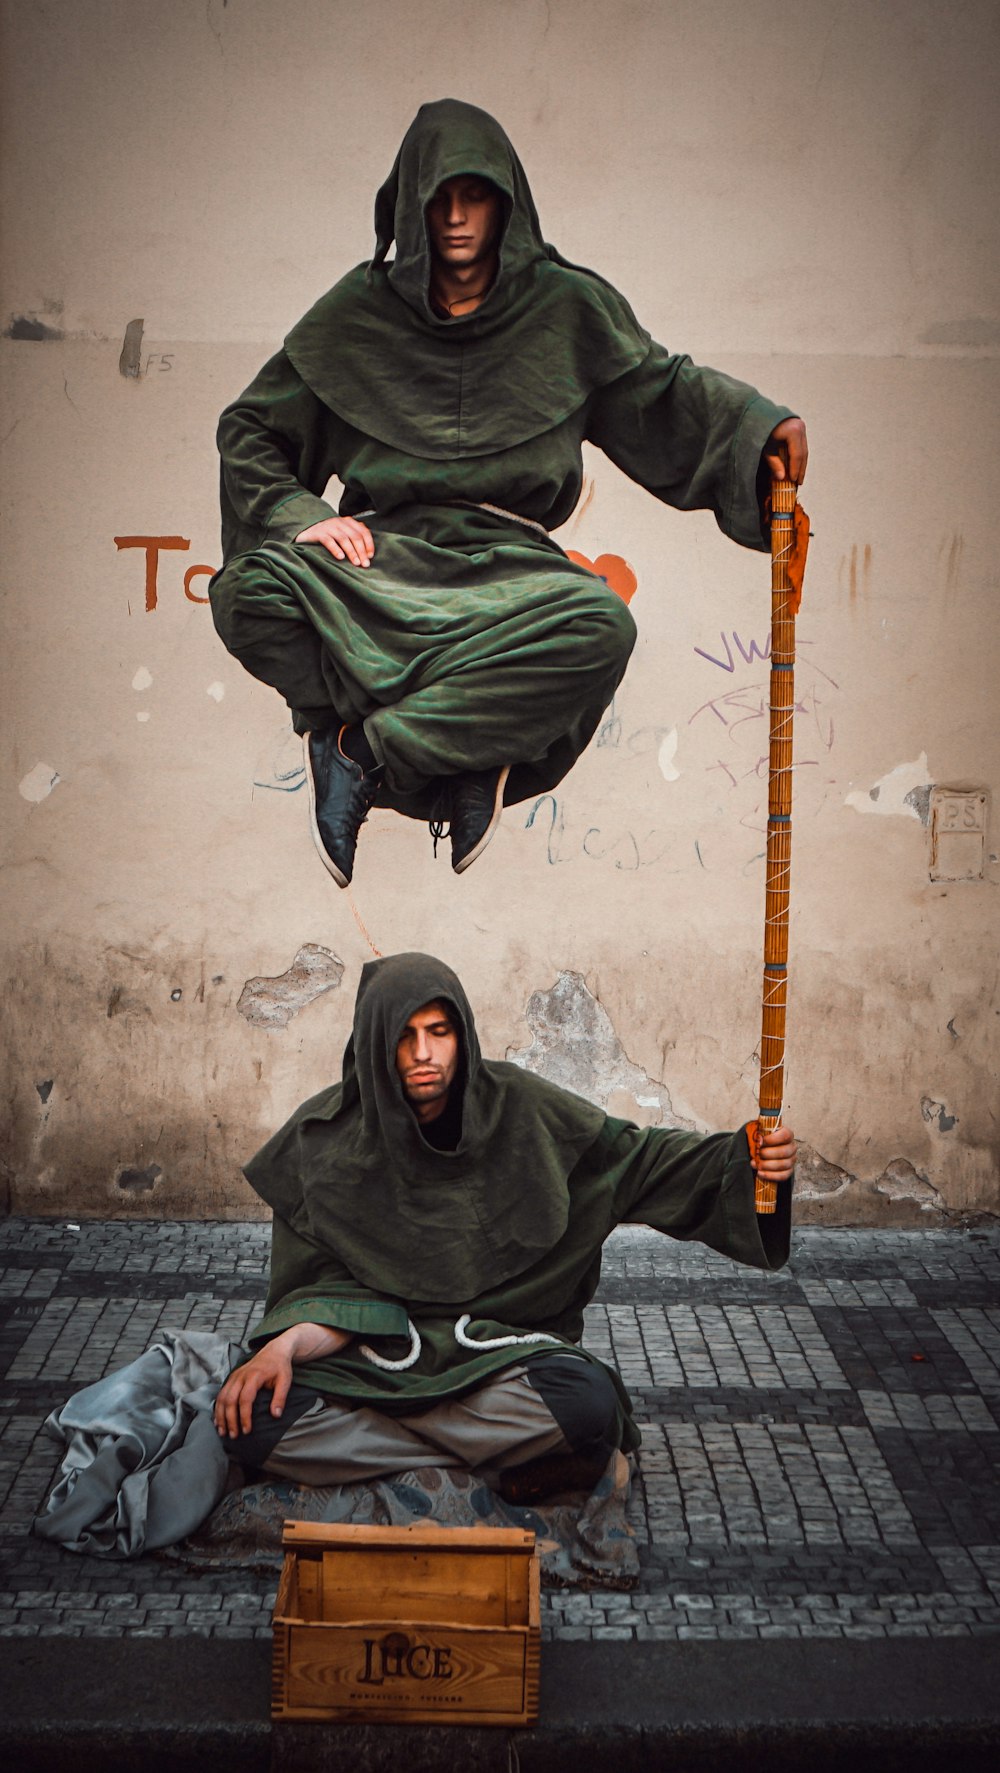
top-left (3, 1221), bottom-right (1000, 1645)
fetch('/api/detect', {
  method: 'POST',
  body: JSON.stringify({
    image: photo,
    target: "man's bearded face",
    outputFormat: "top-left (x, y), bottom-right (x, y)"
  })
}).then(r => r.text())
top-left (395, 998), bottom-right (460, 1121)
top-left (425, 175), bottom-right (501, 270)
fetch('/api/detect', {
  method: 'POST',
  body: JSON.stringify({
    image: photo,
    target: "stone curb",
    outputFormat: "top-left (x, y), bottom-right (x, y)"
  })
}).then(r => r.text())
top-left (2, 1638), bottom-right (999, 1772)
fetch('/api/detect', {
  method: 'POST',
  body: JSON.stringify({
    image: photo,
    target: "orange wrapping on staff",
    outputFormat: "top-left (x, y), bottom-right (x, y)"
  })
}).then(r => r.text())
top-left (754, 478), bottom-right (809, 1212)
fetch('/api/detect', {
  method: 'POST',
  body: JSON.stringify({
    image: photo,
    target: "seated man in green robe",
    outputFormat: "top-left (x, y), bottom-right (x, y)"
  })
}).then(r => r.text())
top-left (214, 952), bottom-right (796, 1502)
top-left (209, 99), bottom-right (808, 887)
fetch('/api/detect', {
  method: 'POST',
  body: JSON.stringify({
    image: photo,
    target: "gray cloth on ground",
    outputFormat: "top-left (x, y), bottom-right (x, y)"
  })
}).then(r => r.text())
top-left (32, 1330), bottom-right (638, 1585)
top-left (32, 1329), bottom-right (243, 1558)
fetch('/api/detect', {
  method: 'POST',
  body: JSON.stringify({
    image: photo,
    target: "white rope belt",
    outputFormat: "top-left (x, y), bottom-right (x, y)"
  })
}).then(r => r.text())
top-left (359, 1319), bottom-right (422, 1371)
top-left (352, 503), bottom-right (549, 538)
top-left (454, 1313), bottom-right (562, 1351)
top-left (466, 502), bottom-right (549, 537)
top-left (357, 1314), bottom-right (561, 1368)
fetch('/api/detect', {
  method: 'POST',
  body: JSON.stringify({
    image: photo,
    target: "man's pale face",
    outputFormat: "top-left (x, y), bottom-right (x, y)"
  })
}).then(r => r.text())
top-left (425, 175), bottom-right (501, 270)
top-left (395, 999), bottom-right (459, 1124)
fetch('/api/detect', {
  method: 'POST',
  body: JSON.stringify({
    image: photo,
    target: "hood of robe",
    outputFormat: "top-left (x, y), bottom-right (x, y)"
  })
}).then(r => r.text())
top-left (243, 951), bottom-right (606, 1303)
top-left (371, 97), bottom-right (544, 323)
top-left (284, 98), bottom-right (651, 461)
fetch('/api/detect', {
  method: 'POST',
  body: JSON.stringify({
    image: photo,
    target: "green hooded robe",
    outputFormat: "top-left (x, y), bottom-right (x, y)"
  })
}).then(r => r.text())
top-left (241, 954), bottom-right (791, 1454)
top-left (210, 100), bottom-right (794, 819)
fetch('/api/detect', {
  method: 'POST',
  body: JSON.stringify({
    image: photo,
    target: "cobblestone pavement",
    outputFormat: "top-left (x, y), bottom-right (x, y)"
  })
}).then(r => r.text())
top-left (1, 1219), bottom-right (997, 1646)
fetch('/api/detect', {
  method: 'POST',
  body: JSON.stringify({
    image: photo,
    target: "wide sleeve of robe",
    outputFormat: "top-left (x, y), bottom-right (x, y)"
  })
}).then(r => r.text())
top-left (585, 344), bottom-right (795, 551)
top-left (597, 1117), bottom-right (791, 1271)
top-left (217, 351), bottom-right (343, 560)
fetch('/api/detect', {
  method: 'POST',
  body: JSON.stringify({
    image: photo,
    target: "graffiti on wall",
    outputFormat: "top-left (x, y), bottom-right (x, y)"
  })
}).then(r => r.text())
top-left (113, 535), bottom-right (215, 611)
top-left (564, 550), bottom-right (637, 603)
top-left (522, 549), bottom-right (839, 870)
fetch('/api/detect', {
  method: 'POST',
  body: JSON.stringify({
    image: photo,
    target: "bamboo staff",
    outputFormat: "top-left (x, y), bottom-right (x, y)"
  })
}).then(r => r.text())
top-left (752, 476), bottom-right (810, 1212)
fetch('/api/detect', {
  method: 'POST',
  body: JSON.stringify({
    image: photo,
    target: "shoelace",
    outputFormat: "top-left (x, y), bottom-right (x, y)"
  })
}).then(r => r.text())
top-left (428, 816), bottom-right (450, 858)
top-left (428, 784), bottom-right (452, 858)
top-left (350, 761), bottom-right (384, 827)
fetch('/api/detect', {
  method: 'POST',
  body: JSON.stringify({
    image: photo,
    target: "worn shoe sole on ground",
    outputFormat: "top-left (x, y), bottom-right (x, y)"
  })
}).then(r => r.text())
top-left (302, 732), bottom-right (350, 889)
top-left (453, 763), bottom-right (510, 874)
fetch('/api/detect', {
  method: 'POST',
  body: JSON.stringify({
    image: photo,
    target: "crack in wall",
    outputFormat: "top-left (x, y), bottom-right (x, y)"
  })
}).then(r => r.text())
top-left (793, 1145), bottom-right (950, 1223)
top-left (507, 969), bottom-right (694, 1129)
top-left (873, 1156), bottom-right (943, 1208)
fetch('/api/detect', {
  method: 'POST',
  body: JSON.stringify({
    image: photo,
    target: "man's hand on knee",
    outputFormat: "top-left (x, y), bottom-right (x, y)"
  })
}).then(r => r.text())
top-left (213, 1321), bottom-right (352, 1437)
top-left (295, 516), bottom-right (375, 567)
top-left (214, 1337), bottom-right (295, 1438)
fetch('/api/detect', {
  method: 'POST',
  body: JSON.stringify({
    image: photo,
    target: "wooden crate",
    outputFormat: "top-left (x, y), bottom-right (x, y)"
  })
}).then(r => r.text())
top-left (272, 1520), bottom-right (541, 1726)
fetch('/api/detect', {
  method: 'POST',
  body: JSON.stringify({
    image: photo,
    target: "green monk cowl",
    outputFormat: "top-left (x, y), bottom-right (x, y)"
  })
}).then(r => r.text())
top-left (283, 97), bottom-right (651, 458)
top-left (244, 952), bottom-right (607, 1302)
top-left (240, 952), bottom-right (791, 1432)
top-left (213, 99), bottom-right (795, 821)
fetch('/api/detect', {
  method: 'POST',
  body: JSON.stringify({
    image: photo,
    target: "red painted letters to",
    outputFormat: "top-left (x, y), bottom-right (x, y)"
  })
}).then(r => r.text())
top-left (114, 536), bottom-right (217, 611)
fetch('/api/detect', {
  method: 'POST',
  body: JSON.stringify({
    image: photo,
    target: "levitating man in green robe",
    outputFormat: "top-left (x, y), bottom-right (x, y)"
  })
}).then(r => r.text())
top-left (210, 100), bottom-right (808, 887)
top-left (214, 953), bottom-right (796, 1499)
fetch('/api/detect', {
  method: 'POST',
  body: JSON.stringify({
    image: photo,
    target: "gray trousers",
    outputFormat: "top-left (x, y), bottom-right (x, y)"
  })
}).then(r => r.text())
top-left (259, 1366), bottom-right (573, 1486)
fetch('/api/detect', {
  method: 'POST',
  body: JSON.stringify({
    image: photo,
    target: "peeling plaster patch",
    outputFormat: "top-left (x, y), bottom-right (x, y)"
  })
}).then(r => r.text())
top-left (118, 318), bottom-right (144, 378)
top-left (792, 1147), bottom-right (853, 1201)
top-left (207, 681), bottom-right (225, 702)
top-left (136, 711), bottom-right (151, 723)
top-left (117, 1163), bottom-right (162, 1194)
top-left (36, 1080), bottom-right (53, 1104)
top-left (657, 728), bottom-right (680, 782)
top-left (947, 1018), bottom-right (959, 1040)
top-left (845, 754), bottom-right (931, 819)
top-left (132, 666), bottom-right (153, 691)
top-left (19, 763), bottom-right (61, 802)
top-left (905, 784), bottom-right (932, 826)
top-left (237, 944), bottom-right (344, 1030)
top-left (4, 315), bottom-right (64, 341)
top-left (873, 1158), bottom-right (942, 1209)
top-left (507, 970), bottom-right (695, 1129)
top-left (921, 1096), bottom-right (958, 1133)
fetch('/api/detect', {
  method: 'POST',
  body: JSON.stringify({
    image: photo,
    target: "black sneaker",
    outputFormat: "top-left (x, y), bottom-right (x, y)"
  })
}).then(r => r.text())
top-left (448, 765), bottom-right (510, 874)
top-left (303, 728), bottom-right (384, 888)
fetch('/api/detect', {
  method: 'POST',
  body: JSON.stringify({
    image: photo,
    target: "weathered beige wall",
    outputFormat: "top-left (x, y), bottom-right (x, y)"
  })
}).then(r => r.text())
top-left (2, 0), bottom-right (997, 1222)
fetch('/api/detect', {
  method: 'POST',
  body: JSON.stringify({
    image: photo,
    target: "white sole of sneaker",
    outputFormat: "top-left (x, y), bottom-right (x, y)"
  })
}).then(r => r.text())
top-left (452, 764), bottom-right (510, 875)
top-left (303, 732), bottom-right (350, 889)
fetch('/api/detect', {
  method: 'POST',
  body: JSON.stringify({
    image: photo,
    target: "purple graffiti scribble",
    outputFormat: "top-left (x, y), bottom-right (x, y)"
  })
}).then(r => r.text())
top-left (689, 676), bottom-right (834, 748)
top-left (708, 756), bottom-right (822, 798)
top-left (689, 683), bottom-right (769, 732)
top-left (694, 630), bottom-right (772, 672)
